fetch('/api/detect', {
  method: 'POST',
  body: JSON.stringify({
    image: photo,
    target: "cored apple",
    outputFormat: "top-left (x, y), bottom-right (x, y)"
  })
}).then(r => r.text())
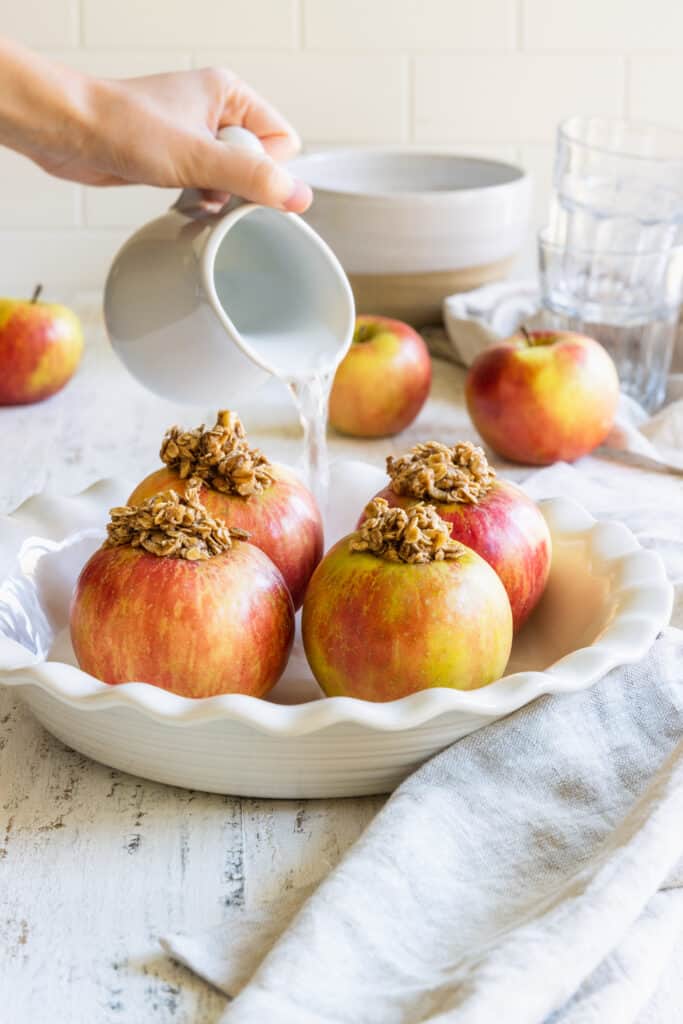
top-left (328, 315), bottom-right (431, 437)
top-left (303, 498), bottom-right (512, 701)
top-left (361, 441), bottom-right (551, 631)
top-left (0, 286), bottom-right (83, 405)
top-left (70, 486), bottom-right (294, 698)
top-left (465, 329), bottom-right (619, 465)
top-left (128, 411), bottom-right (323, 609)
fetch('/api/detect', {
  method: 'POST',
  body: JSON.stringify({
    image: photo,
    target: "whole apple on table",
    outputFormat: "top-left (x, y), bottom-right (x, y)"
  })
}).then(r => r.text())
top-left (466, 328), bottom-right (619, 464)
top-left (329, 315), bottom-right (431, 437)
top-left (0, 285), bottom-right (83, 405)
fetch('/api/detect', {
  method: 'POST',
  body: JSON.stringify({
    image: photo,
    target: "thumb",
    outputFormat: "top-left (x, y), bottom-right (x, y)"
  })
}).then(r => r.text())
top-left (186, 139), bottom-right (312, 212)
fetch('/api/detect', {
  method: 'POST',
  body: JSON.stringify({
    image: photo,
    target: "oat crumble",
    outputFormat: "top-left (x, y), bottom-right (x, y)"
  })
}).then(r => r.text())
top-left (105, 480), bottom-right (249, 561)
top-left (387, 441), bottom-right (495, 505)
top-left (350, 497), bottom-right (465, 564)
top-left (160, 410), bottom-right (275, 497)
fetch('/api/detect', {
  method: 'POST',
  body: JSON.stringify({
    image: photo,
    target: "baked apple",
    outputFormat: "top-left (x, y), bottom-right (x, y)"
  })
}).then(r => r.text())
top-left (360, 441), bottom-right (551, 631)
top-left (128, 410), bottom-right (323, 609)
top-left (303, 498), bottom-right (512, 701)
top-left (70, 483), bottom-right (294, 698)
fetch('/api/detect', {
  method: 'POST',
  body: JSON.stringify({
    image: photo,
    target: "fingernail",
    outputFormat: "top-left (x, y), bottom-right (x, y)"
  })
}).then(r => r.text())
top-left (284, 178), bottom-right (313, 213)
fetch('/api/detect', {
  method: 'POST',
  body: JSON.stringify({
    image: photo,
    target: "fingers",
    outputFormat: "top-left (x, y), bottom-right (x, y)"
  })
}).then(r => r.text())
top-left (193, 69), bottom-right (308, 208)
top-left (199, 188), bottom-right (232, 206)
top-left (260, 130), bottom-right (301, 163)
top-left (186, 139), bottom-right (312, 212)
top-left (217, 75), bottom-right (301, 162)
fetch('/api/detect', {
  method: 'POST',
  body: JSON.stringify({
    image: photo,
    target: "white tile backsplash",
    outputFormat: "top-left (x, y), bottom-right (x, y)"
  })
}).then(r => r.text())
top-left (0, 231), bottom-right (128, 298)
top-left (515, 143), bottom-right (555, 235)
top-left (303, 0), bottom-right (516, 52)
top-left (0, 149), bottom-right (79, 228)
top-left (46, 50), bottom-right (193, 77)
top-left (522, 0), bottom-right (683, 53)
top-left (195, 52), bottom-right (409, 142)
top-left (82, 0), bottom-right (297, 49)
top-left (1, 0), bottom-right (682, 292)
top-left (83, 186), bottom-right (178, 229)
top-left (414, 55), bottom-right (625, 143)
top-left (2, 0), bottom-right (78, 49)
top-left (628, 56), bottom-right (683, 125)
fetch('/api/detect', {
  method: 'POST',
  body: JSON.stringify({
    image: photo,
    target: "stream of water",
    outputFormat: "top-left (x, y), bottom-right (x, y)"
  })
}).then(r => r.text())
top-left (285, 369), bottom-right (334, 512)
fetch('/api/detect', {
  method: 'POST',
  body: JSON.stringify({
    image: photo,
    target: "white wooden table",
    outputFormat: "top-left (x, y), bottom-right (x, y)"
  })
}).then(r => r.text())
top-left (2, 302), bottom-right (680, 1021)
top-left (0, 696), bottom-right (384, 1021)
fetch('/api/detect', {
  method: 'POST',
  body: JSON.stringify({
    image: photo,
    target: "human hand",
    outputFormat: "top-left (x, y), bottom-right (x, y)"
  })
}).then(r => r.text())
top-left (0, 41), bottom-right (312, 212)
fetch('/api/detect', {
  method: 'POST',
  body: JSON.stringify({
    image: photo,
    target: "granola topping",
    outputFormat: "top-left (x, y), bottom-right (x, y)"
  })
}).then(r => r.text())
top-left (160, 410), bottom-right (275, 497)
top-left (350, 497), bottom-right (465, 564)
top-left (387, 441), bottom-right (495, 505)
top-left (105, 480), bottom-right (249, 560)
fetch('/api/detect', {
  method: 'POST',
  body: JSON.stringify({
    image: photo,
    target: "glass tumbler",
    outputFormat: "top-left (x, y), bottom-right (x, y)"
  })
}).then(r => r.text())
top-left (539, 229), bottom-right (683, 412)
top-left (550, 116), bottom-right (683, 255)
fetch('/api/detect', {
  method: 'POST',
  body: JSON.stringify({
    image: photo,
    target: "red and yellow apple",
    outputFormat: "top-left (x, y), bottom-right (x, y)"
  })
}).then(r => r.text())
top-left (302, 504), bottom-right (512, 701)
top-left (329, 315), bottom-right (431, 437)
top-left (465, 329), bottom-right (619, 465)
top-left (129, 464), bottom-right (322, 610)
top-left (0, 287), bottom-right (83, 406)
top-left (363, 472), bottom-right (551, 632)
top-left (70, 540), bottom-right (294, 698)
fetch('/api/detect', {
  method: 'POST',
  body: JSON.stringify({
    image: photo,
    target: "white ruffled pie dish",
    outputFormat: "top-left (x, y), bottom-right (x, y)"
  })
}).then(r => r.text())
top-left (0, 460), bottom-right (672, 797)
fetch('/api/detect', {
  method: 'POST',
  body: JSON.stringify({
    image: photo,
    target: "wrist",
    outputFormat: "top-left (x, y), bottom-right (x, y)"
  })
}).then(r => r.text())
top-left (0, 38), bottom-right (94, 158)
top-left (75, 74), bottom-right (113, 151)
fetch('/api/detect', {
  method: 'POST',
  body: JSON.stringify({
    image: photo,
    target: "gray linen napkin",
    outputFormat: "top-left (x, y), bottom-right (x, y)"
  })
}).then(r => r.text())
top-left (163, 629), bottom-right (683, 1024)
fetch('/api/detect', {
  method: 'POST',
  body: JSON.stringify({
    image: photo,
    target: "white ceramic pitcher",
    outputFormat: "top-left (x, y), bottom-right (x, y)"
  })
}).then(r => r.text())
top-left (103, 128), bottom-right (355, 405)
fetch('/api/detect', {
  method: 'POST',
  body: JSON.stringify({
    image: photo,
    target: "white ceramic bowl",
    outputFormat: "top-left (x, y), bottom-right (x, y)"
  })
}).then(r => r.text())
top-left (0, 464), bottom-right (671, 798)
top-left (289, 149), bottom-right (532, 324)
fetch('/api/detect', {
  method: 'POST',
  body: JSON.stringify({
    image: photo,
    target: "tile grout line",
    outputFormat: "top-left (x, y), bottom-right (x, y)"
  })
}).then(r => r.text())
top-left (76, 0), bottom-right (84, 47)
top-left (515, 0), bottom-right (524, 51)
top-left (296, 0), bottom-right (305, 50)
top-left (189, 47), bottom-right (660, 58)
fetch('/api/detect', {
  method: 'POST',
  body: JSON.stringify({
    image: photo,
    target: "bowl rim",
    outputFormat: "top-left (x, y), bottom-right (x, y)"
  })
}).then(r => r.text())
top-left (0, 495), bottom-right (672, 736)
top-left (288, 147), bottom-right (530, 200)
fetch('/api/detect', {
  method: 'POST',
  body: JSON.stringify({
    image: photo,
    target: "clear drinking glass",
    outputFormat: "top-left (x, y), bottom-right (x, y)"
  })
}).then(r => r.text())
top-left (539, 229), bottom-right (683, 412)
top-left (551, 116), bottom-right (683, 255)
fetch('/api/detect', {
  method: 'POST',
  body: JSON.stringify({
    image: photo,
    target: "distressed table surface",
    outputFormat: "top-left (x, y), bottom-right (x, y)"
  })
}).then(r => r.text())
top-left (1, 301), bottom-right (677, 1022)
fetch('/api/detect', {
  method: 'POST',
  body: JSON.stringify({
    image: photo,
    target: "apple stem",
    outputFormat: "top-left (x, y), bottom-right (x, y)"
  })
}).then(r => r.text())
top-left (355, 323), bottom-right (375, 344)
top-left (31, 284), bottom-right (43, 304)
top-left (519, 324), bottom-right (532, 345)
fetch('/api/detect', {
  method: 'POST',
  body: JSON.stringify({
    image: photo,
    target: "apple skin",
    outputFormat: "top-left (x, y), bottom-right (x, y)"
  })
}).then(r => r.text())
top-left (70, 541), bottom-right (295, 698)
top-left (329, 315), bottom-right (431, 438)
top-left (128, 464), bottom-right (323, 610)
top-left (360, 479), bottom-right (551, 632)
top-left (0, 297), bottom-right (83, 406)
top-left (465, 330), bottom-right (619, 465)
top-left (302, 537), bottom-right (512, 701)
